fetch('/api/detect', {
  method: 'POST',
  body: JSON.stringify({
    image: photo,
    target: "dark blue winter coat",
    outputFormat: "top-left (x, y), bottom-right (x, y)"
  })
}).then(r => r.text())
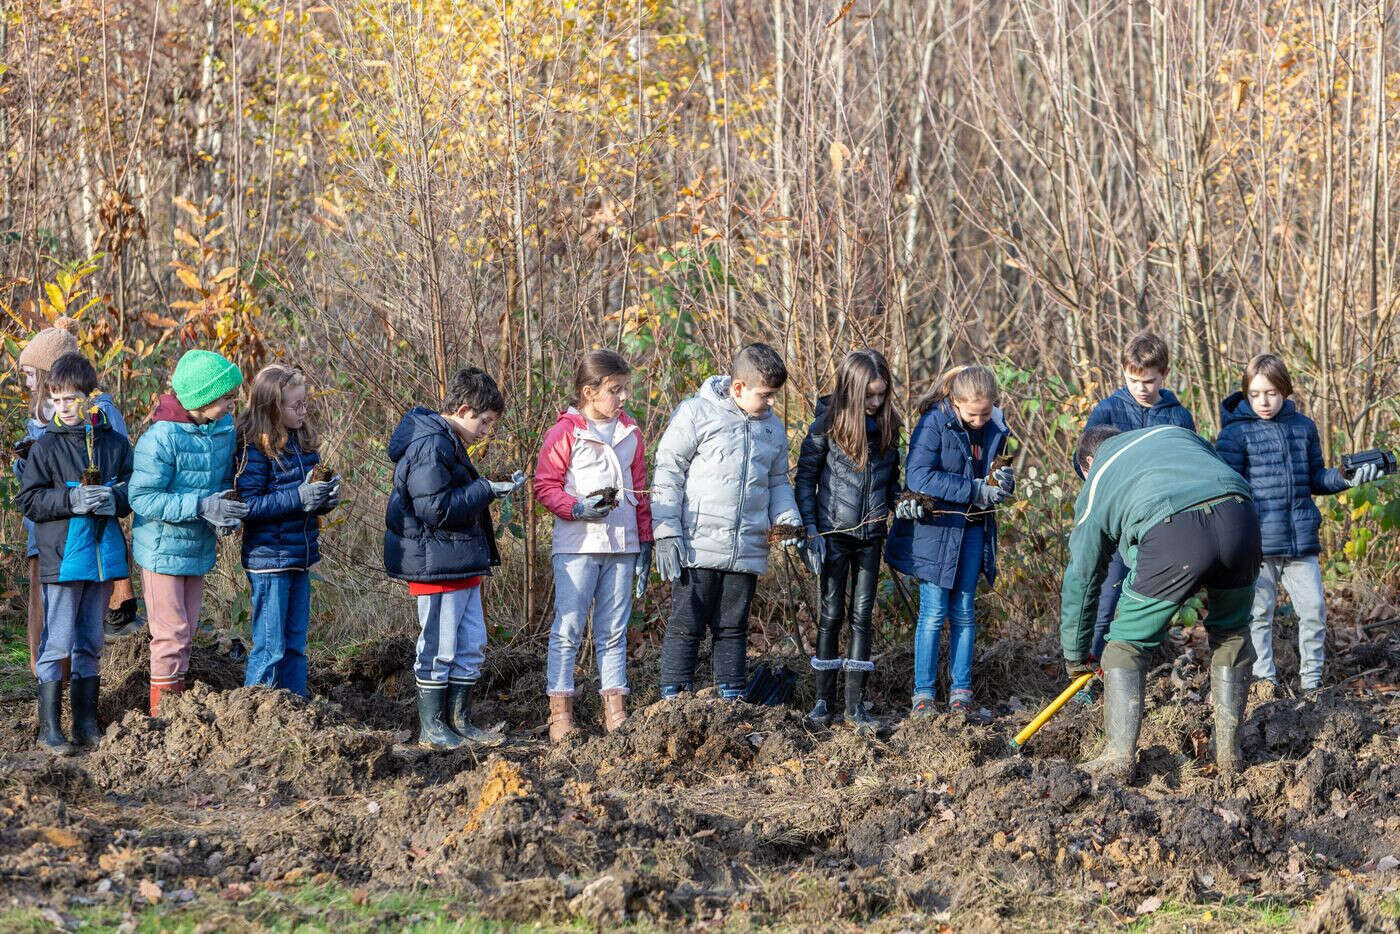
top-left (1214, 392), bottom-right (1347, 557)
top-left (17, 411), bottom-right (134, 584)
top-left (236, 431), bottom-right (325, 571)
top-left (884, 400), bottom-right (1009, 589)
top-left (1077, 387), bottom-right (1196, 477)
top-left (383, 407), bottom-right (500, 582)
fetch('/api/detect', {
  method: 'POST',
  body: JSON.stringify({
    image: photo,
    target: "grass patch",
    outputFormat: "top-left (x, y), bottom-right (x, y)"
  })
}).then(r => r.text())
top-left (0, 881), bottom-right (687, 933)
top-left (1121, 894), bottom-right (1296, 931)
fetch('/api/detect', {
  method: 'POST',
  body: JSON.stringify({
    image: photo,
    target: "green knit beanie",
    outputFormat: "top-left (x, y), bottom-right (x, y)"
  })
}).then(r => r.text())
top-left (171, 349), bottom-right (243, 410)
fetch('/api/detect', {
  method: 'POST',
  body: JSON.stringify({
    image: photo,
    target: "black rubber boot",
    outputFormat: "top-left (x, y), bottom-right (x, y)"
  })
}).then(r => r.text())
top-left (1212, 662), bottom-right (1250, 775)
top-left (808, 664), bottom-right (838, 727)
top-left (808, 614), bottom-right (841, 727)
top-left (70, 676), bottom-right (102, 748)
top-left (37, 681), bottom-right (75, 757)
top-left (104, 599), bottom-right (144, 640)
top-left (844, 665), bottom-right (876, 732)
top-left (416, 684), bottom-right (465, 750)
top-left (1081, 666), bottom-right (1143, 782)
top-left (445, 681), bottom-right (504, 747)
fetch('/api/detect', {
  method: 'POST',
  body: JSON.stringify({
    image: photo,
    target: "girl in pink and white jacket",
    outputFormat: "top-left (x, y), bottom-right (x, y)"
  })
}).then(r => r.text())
top-left (535, 350), bottom-right (653, 741)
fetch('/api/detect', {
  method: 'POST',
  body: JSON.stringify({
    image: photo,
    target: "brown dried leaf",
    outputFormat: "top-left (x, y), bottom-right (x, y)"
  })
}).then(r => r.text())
top-left (138, 879), bottom-right (162, 903)
top-left (39, 827), bottom-right (82, 848)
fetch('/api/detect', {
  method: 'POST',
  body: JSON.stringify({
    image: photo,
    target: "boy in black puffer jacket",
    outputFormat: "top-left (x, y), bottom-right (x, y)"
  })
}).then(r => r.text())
top-left (795, 350), bottom-right (902, 730)
top-left (1215, 354), bottom-right (1382, 695)
top-left (384, 368), bottom-right (522, 749)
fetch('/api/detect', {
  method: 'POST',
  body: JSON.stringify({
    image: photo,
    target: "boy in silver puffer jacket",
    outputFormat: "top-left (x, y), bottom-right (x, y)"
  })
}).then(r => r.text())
top-left (651, 343), bottom-right (804, 699)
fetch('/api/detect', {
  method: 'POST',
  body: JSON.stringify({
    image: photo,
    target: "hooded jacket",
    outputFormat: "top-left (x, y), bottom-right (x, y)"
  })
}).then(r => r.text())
top-left (236, 431), bottom-right (324, 572)
top-left (130, 394), bottom-right (238, 576)
top-left (534, 407), bottom-right (653, 554)
top-left (883, 399), bottom-right (1010, 588)
top-left (650, 375), bottom-right (802, 575)
top-left (383, 407), bottom-right (500, 582)
top-left (794, 396), bottom-right (901, 541)
top-left (1077, 386), bottom-right (1196, 477)
top-left (1060, 426), bottom-right (1253, 662)
top-left (17, 392), bottom-right (126, 558)
top-left (18, 410), bottom-right (133, 584)
top-left (1214, 392), bottom-right (1348, 557)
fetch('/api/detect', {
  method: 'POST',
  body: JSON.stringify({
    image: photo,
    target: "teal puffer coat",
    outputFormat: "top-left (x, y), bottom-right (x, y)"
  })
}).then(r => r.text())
top-left (130, 394), bottom-right (238, 576)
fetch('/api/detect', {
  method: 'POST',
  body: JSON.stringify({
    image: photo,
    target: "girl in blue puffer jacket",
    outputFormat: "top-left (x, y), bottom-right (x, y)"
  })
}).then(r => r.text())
top-left (885, 365), bottom-right (1015, 715)
top-left (235, 365), bottom-right (340, 697)
top-left (1215, 354), bottom-right (1382, 695)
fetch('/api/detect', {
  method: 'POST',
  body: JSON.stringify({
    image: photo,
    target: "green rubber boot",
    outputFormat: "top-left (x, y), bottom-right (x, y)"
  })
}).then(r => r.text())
top-left (1081, 666), bottom-right (1143, 782)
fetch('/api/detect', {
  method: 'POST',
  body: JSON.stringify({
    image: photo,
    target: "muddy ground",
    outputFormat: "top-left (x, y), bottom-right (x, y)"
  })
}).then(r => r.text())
top-left (0, 619), bottom-right (1397, 930)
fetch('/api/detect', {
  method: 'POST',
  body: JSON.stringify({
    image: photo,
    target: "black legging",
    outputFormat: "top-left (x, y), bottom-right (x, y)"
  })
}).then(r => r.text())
top-left (816, 534), bottom-right (882, 665)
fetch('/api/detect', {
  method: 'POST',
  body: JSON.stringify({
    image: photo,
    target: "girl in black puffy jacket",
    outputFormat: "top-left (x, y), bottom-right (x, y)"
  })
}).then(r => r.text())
top-left (794, 349), bottom-right (902, 730)
top-left (235, 365), bottom-right (340, 697)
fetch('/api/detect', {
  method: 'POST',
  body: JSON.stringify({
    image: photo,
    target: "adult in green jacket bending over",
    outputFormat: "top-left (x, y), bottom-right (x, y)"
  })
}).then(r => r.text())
top-left (1062, 425), bottom-right (1262, 781)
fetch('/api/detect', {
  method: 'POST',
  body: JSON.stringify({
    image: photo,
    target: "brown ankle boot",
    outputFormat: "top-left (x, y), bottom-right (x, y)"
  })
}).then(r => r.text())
top-left (150, 679), bottom-right (185, 717)
top-left (602, 689), bottom-right (628, 732)
top-left (548, 694), bottom-right (576, 742)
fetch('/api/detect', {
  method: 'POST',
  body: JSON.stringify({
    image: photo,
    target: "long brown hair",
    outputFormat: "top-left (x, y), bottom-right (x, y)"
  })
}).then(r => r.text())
top-left (572, 349), bottom-right (631, 409)
top-left (237, 364), bottom-right (319, 461)
top-left (827, 349), bottom-right (900, 467)
top-left (915, 365), bottom-right (999, 415)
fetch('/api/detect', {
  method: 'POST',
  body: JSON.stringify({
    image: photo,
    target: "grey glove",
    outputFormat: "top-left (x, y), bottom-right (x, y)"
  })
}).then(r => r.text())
top-left (895, 497), bottom-right (926, 521)
top-left (323, 479), bottom-right (342, 511)
top-left (88, 485), bottom-right (116, 516)
top-left (803, 529), bottom-right (825, 576)
top-left (68, 486), bottom-right (97, 515)
top-left (1347, 463), bottom-right (1382, 487)
top-left (992, 466), bottom-right (1016, 496)
top-left (199, 492), bottom-right (249, 529)
top-left (489, 470), bottom-right (526, 499)
top-left (654, 536), bottom-right (682, 582)
top-left (971, 479), bottom-right (1011, 511)
top-left (298, 480), bottom-right (336, 512)
top-left (635, 541), bottom-right (653, 599)
top-left (571, 491), bottom-right (613, 521)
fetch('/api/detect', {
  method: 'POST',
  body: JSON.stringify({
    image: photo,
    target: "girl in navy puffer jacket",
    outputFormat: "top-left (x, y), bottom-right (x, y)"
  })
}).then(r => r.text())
top-left (235, 365), bottom-right (339, 697)
top-left (1215, 354), bottom-right (1381, 693)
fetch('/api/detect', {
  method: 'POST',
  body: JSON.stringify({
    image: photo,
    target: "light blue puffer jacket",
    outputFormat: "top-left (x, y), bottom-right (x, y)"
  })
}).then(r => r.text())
top-left (130, 394), bottom-right (238, 576)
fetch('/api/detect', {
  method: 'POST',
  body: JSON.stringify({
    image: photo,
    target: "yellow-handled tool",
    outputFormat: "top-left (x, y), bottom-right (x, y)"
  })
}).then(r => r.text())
top-left (1008, 672), bottom-right (1095, 751)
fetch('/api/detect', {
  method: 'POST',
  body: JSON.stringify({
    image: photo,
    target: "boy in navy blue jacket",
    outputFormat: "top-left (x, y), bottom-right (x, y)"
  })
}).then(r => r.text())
top-left (384, 367), bottom-right (522, 750)
top-left (1077, 333), bottom-right (1196, 675)
top-left (1216, 354), bottom-right (1381, 695)
top-left (18, 353), bottom-right (134, 755)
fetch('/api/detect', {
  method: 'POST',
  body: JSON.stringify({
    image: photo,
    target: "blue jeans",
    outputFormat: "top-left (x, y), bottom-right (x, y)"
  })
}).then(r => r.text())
top-left (245, 570), bottom-right (311, 697)
top-left (913, 524), bottom-right (984, 700)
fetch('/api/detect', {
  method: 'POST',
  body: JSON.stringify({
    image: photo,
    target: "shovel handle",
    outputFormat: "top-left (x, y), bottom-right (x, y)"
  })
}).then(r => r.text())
top-left (1009, 672), bottom-right (1095, 750)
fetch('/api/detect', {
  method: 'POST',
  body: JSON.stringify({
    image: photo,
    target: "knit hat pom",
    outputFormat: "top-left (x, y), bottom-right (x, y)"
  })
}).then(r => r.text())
top-left (53, 315), bottom-right (80, 334)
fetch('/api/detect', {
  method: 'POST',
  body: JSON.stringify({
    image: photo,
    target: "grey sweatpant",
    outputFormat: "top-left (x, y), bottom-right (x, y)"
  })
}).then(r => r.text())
top-left (547, 552), bottom-right (636, 695)
top-left (1249, 555), bottom-right (1326, 689)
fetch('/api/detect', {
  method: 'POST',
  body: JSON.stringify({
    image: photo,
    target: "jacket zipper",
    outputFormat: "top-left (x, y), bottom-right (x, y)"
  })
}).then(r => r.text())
top-left (1276, 419), bottom-right (1296, 554)
top-left (858, 447), bottom-right (872, 540)
top-left (731, 419), bottom-right (752, 571)
top-left (298, 441), bottom-right (311, 565)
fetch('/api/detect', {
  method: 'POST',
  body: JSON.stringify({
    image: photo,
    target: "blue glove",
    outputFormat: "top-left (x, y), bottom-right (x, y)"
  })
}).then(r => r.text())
top-left (634, 541), bottom-right (653, 598)
top-left (803, 528), bottom-right (825, 576)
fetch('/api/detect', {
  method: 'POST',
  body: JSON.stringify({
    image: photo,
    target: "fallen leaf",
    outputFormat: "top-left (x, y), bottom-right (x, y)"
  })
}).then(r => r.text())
top-left (351, 888), bottom-right (370, 906)
top-left (40, 827), bottom-right (83, 848)
top-left (138, 879), bottom-right (162, 903)
top-left (1135, 894), bottom-right (1163, 915)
